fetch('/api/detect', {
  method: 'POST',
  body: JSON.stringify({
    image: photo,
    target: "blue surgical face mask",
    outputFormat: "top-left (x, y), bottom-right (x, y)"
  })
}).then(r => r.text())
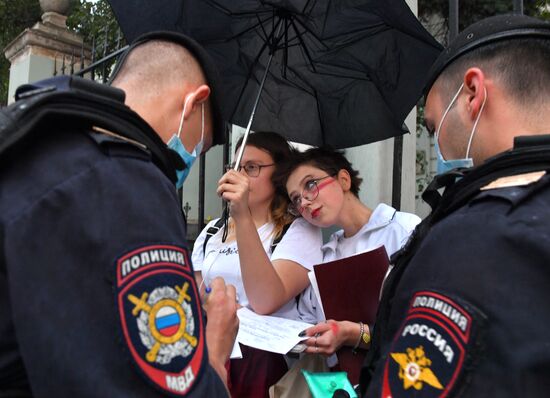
top-left (435, 82), bottom-right (487, 174)
top-left (167, 96), bottom-right (205, 189)
top-left (434, 139), bottom-right (473, 174)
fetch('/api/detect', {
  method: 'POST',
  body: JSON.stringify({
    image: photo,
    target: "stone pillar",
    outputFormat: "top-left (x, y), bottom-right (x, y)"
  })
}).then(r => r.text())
top-left (3, 0), bottom-right (91, 104)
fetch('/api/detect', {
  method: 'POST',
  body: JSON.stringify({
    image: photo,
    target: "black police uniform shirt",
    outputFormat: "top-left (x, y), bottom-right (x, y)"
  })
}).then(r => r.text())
top-left (0, 127), bottom-right (227, 397)
top-left (364, 172), bottom-right (550, 397)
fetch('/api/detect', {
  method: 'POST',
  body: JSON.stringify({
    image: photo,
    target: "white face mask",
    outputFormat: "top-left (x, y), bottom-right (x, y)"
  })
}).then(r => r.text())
top-left (434, 82), bottom-right (487, 174)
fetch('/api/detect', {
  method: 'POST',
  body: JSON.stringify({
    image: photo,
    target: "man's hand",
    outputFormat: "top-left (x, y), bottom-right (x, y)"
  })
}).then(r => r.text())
top-left (204, 277), bottom-right (239, 387)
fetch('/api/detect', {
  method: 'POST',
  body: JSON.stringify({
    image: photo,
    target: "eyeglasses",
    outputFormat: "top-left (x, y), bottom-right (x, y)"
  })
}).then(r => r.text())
top-left (227, 162), bottom-right (275, 177)
top-left (288, 174), bottom-right (336, 216)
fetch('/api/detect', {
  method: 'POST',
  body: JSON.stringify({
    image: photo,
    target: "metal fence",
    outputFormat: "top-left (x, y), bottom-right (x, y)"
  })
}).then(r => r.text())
top-left (448, 0), bottom-right (525, 40)
top-left (54, 27), bottom-right (128, 83)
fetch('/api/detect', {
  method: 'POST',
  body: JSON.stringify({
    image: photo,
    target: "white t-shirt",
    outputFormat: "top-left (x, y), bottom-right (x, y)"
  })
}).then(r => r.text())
top-left (298, 203), bottom-right (421, 323)
top-left (322, 203), bottom-right (420, 261)
top-left (191, 217), bottom-right (323, 320)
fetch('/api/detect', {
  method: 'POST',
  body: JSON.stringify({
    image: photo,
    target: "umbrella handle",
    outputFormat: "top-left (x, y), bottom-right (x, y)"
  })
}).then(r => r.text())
top-left (221, 201), bottom-right (230, 242)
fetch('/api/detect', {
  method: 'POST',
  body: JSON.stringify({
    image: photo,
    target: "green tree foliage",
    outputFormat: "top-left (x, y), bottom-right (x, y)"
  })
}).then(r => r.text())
top-left (419, 0), bottom-right (550, 45)
top-left (67, 0), bottom-right (123, 59)
top-left (416, 0), bottom-right (550, 132)
top-left (67, 0), bottom-right (124, 82)
top-left (0, 0), bottom-right (121, 105)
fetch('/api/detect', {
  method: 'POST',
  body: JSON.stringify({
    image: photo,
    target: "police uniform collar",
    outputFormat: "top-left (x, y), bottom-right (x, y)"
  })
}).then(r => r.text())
top-left (513, 134), bottom-right (550, 149)
top-left (424, 14), bottom-right (550, 94)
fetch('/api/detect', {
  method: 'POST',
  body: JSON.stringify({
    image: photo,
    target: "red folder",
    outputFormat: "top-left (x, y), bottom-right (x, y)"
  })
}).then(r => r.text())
top-left (313, 245), bottom-right (389, 384)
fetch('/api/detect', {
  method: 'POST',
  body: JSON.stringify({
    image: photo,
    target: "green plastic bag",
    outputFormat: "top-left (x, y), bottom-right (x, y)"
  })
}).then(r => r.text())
top-left (301, 370), bottom-right (357, 398)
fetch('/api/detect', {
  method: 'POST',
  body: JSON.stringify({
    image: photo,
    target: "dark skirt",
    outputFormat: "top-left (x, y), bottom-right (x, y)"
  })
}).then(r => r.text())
top-left (228, 345), bottom-right (288, 398)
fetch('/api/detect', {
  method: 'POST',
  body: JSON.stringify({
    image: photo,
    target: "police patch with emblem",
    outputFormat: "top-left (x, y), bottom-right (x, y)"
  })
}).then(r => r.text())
top-left (382, 291), bottom-right (486, 397)
top-left (116, 245), bottom-right (206, 396)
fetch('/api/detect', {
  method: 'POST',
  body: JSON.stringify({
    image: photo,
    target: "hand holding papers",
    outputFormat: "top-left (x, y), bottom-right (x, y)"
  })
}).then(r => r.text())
top-left (230, 339), bottom-right (243, 359)
top-left (236, 307), bottom-right (313, 355)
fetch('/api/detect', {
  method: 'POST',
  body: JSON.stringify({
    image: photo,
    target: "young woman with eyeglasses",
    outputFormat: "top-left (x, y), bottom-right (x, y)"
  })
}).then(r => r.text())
top-left (191, 131), bottom-right (323, 398)
top-left (275, 146), bottom-right (421, 358)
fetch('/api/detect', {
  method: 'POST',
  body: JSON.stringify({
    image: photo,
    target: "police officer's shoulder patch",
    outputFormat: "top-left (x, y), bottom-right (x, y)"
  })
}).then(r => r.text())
top-left (382, 291), bottom-right (487, 397)
top-left (115, 244), bottom-right (206, 396)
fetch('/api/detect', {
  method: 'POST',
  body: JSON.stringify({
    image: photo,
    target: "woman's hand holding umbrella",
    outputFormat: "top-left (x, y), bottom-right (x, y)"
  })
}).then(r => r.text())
top-left (217, 169), bottom-right (251, 221)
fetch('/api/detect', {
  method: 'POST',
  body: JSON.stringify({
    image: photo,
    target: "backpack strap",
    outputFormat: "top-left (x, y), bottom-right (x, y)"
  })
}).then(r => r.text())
top-left (202, 218), bottom-right (226, 256)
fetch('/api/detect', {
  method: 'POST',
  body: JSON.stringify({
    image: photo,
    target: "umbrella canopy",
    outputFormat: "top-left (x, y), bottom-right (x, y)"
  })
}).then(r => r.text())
top-left (109, 0), bottom-right (442, 149)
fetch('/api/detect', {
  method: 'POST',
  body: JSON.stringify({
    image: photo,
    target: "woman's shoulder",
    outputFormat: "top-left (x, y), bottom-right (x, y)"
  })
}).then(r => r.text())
top-left (273, 218), bottom-right (322, 249)
top-left (373, 203), bottom-right (421, 232)
top-left (393, 209), bottom-right (421, 232)
top-left (191, 218), bottom-right (223, 267)
top-left (194, 218), bottom-right (223, 247)
top-left (201, 218), bottom-right (223, 232)
top-left (284, 218), bottom-right (323, 241)
top-left (288, 217), bottom-right (318, 231)
top-left (272, 218), bottom-right (323, 267)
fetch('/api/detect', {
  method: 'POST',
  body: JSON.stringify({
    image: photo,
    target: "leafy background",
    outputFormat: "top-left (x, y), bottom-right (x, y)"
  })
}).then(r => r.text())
top-left (0, 0), bottom-right (118, 105)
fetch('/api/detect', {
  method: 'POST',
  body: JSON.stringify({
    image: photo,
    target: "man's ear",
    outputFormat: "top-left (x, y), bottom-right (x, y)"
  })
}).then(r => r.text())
top-left (463, 68), bottom-right (487, 122)
top-left (337, 169), bottom-right (352, 192)
top-left (182, 84), bottom-right (211, 120)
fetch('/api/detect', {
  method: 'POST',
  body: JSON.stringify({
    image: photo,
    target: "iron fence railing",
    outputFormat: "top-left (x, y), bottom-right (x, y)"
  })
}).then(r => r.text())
top-left (54, 26), bottom-right (127, 83)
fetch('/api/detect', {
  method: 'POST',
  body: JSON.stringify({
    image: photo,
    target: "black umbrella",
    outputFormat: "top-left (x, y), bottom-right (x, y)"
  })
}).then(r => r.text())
top-left (108, 0), bottom-right (442, 150)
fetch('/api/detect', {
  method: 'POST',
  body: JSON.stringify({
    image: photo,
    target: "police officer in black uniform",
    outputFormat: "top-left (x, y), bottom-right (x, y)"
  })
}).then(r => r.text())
top-left (0, 32), bottom-right (238, 397)
top-left (361, 15), bottom-right (550, 397)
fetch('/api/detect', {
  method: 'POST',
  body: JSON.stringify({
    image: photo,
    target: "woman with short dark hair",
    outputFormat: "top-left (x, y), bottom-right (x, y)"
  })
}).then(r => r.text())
top-left (276, 146), bottom-right (421, 356)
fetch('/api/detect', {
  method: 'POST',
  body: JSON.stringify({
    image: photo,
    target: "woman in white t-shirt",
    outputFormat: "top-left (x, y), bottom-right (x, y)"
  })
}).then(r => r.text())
top-left (278, 147), bottom-right (421, 358)
top-left (191, 132), bottom-right (323, 398)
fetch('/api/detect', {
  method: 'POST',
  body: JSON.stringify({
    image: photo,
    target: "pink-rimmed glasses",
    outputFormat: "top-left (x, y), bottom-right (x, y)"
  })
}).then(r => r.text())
top-left (288, 174), bottom-right (336, 216)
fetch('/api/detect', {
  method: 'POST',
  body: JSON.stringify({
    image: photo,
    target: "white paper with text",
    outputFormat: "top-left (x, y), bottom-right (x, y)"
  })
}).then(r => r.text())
top-left (236, 307), bottom-right (312, 354)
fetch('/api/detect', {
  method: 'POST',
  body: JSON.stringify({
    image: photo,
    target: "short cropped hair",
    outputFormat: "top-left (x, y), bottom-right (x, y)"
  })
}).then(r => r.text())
top-left (274, 146), bottom-right (363, 198)
top-left (111, 40), bottom-right (206, 98)
top-left (436, 38), bottom-right (550, 107)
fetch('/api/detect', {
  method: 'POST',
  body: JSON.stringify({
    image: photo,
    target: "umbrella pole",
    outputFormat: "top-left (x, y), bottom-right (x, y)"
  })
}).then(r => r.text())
top-left (391, 135), bottom-right (403, 211)
top-left (221, 25), bottom-right (281, 242)
top-left (232, 23), bottom-right (282, 169)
